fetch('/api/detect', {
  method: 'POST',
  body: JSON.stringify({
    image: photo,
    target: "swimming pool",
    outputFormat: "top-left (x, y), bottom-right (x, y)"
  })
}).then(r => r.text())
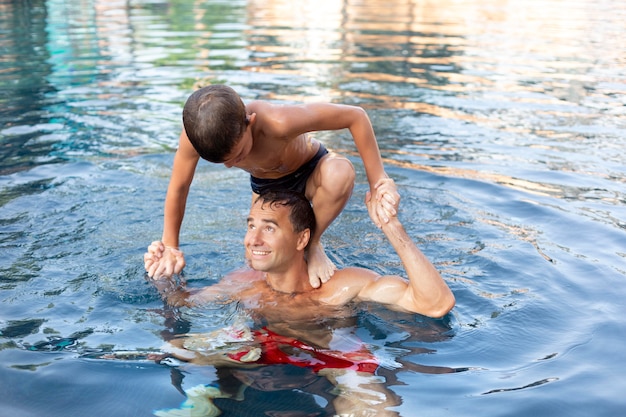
top-left (1, 0), bottom-right (625, 415)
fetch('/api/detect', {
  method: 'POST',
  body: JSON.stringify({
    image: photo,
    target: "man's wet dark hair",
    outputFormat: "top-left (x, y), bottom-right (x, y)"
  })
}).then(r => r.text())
top-left (256, 190), bottom-right (316, 238)
top-left (182, 85), bottom-right (248, 163)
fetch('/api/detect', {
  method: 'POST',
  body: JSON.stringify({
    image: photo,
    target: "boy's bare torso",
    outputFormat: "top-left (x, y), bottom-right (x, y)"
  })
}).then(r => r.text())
top-left (231, 101), bottom-right (322, 179)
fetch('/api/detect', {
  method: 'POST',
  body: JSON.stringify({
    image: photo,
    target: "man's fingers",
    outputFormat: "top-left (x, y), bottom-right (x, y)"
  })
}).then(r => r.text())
top-left (381, 199), bottom-right (397, 217)
top-left (163, 262), bottom-right (174, 278)
top-left (148, 261), bottom-right (159, 279)
top-left (173, 259), bottom-right (185, 275)
top-left (376, 203), bottom-right (389, 224)
top-left (153, 261), bottom-right (170, 280)
top-left (383, 192), bottom-right (398, 206)
top-left (144, 258), bottom-right (155, 275)
top-left (148, 241), bottom-right (163, 253)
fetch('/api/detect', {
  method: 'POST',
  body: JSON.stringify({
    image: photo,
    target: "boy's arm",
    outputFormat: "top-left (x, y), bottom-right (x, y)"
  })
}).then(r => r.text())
top-left (273, 102), bottom-right (399, 224)
top-left (276, 103), bottom-right (384, 184)
top-left (145, 129), bottom-right (199, 278)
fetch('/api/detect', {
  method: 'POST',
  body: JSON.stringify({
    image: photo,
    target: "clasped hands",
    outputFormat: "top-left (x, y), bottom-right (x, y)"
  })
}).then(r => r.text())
top-left (366, 177), bottom-right (400, 229)
top-left (144, 241), bottom-right (186, 280)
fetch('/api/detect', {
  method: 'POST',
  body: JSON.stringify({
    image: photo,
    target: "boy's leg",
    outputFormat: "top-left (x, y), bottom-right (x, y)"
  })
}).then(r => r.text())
top-left (305, 153), bottom-right (355, 288)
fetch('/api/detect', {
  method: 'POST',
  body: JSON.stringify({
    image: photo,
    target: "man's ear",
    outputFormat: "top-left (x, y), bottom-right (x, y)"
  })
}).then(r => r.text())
top-left (296, 228), bottom-right (311, 251)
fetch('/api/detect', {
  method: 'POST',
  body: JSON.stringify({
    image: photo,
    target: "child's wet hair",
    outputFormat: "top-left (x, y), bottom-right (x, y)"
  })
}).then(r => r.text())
top-left (183, 85), bottom-right (248, 163)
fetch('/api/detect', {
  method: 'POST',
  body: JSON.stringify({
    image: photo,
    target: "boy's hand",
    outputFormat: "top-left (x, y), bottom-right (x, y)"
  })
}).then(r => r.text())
top-left (144, 241), bottom-right (186, 279)
top-left (366, 178), bottom-right (400, 228)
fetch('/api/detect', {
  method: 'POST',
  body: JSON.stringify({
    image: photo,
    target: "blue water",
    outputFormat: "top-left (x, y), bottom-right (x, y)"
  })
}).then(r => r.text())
top-left (1, 0), bottom-right (625, 416)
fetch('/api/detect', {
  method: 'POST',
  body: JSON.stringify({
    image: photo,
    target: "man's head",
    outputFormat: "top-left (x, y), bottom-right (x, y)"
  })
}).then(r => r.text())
top-left (182, 85), bottom-right (248, 163)
top-left (255, 190), bottom-right (316, 237)
top-left (245, 191), bottom-right (316, 272)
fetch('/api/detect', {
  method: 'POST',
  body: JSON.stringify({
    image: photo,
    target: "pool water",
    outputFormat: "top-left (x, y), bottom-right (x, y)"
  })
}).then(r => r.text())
top-left (1, 0), bottom-right (625, 416)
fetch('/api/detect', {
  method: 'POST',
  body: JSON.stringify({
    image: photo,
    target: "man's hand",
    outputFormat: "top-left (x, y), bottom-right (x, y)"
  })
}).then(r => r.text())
top-left (366, 178), bottom-right (400, 228)
top-left (144, 240), bottom-right (186, 279)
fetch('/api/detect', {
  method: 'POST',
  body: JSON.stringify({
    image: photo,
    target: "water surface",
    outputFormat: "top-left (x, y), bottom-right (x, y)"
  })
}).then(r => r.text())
top-left (1, 0), bottom-right (625, 416)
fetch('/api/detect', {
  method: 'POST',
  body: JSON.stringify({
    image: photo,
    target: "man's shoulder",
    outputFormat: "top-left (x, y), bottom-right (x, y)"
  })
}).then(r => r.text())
top-left (333, 267), bottom-right (380, 287)
top-left (332, 266), bottom-right (377, 278)
top-left (314, 267), bottom-right (379, 304)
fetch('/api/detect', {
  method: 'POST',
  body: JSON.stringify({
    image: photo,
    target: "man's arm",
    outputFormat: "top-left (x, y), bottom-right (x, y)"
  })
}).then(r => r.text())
top-left (359, 192), bottom-right (455, 317)
top-left (144, 272), bottom-right (230, 308)
top-left (145, 274), bottom-right (194, 307)
top-left (321, 192), bottom-right (454, 318)
top-left (145, 129), bottom-right (199, 278)
top-left (368, 219), bottom-right (455, 318)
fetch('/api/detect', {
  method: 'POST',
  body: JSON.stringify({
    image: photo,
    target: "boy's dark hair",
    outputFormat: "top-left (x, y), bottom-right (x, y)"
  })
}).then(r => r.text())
top-left (256, 190), bottom-right (316, 239)
top-left (182, 85), bottom-right (248, 163)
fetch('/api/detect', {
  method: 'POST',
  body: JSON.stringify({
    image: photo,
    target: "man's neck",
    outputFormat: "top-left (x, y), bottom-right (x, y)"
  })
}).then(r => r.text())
top-left (265, 267), bottom-right (311, 295)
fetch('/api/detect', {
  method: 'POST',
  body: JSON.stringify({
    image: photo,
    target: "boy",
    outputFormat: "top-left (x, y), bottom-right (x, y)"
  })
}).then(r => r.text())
top-left (145, 85), bottom-right (398, 288)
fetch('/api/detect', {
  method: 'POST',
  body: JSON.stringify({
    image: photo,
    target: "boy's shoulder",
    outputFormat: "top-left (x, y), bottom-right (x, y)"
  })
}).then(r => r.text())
top-left (247, 99), bottom-right (274, 113)
top-left (248, 101), bottom-right (297, 139)
top-left (248, 100), bottom-right (303, 117)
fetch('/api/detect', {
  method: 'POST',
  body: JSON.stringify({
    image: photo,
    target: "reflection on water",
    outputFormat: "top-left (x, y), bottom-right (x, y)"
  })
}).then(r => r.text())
top-left (1, 0), bottom-right (625, 416)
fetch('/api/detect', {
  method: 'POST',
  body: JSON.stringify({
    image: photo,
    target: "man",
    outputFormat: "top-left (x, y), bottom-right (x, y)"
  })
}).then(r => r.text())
top-left (144, 187), bottom-right (455, 416)
top-left (144, 186), bottom-right (454, 319)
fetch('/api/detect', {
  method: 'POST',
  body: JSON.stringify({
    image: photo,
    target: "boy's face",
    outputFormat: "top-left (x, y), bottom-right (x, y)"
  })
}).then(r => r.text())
top-left (223, 129), bottom-right (253, 168)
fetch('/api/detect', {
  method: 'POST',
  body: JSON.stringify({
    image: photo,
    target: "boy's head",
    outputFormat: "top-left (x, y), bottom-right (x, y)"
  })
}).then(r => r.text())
top-left (182, 85), bottom-right (248, 163)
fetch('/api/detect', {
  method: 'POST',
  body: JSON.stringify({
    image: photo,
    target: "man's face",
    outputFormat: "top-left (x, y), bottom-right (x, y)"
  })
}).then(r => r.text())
top-left (244, 200), bottom-right (305, 273)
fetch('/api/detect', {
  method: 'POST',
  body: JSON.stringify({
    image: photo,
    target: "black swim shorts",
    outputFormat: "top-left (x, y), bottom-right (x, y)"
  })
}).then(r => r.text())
top-left (250, 144), bottom-right (328, 195)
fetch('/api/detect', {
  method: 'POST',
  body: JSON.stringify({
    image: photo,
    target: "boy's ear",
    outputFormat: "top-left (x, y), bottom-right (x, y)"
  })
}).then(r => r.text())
top-left (296, 228), bottom-right (311, 251)
top-left (247, 112), bottom-right (257, 126)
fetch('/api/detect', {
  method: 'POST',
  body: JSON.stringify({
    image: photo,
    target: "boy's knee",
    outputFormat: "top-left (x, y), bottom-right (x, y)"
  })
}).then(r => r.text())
top-left (320, 157), bottom-right (355, 194)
